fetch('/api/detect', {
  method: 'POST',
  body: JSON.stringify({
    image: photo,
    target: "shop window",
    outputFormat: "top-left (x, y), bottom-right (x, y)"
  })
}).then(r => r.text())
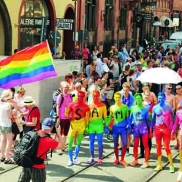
top-left (120, 5), bottom-right (127, 30)
top-left (20, 0), bottom-right (49, 49)
top-left (85, 0), bottom-right (96, 31)
top-left (104, 0), bottom-right (113, 31)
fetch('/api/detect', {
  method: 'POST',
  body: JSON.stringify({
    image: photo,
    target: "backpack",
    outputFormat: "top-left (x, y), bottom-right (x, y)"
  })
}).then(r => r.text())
top-left (52, 88), bottom-right (62, 113)
top-left (13, 130), bottom-right (50, 168)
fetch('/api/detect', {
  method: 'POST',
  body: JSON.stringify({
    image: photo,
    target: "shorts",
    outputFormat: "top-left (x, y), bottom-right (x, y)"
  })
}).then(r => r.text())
top-left (88, 123), bottom-right (104, 134)
top-left (0, 126), bottom-right (12, 134)
top-left (18, 167), bottom-right (46, 182)
top-left (60, 119), bottom-right (70, 136)
top-left (112, 126), bottom-right (127, 138)
top-left (133, 126), bottom-right (148, 138)
top-left (12, 122), bottom-right (20, 135)
top-left (68, 122), bottom-right (85, 137)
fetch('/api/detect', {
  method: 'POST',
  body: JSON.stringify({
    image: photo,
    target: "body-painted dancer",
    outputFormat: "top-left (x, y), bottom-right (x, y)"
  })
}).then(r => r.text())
top-left (67, 91), bottom-right (90, 166)
top-left (151, 92), bottom-right (174, 173)
top-left (140, 90), bottom-right (155, 158)
top-left (130, 93), bottom-right (150, 169)
top-left (171, 108), bottom-right (182, 181)
top-left (109, 92), bottom-right (130, 167)
top-left (86, 90), bottom-right (107, 165)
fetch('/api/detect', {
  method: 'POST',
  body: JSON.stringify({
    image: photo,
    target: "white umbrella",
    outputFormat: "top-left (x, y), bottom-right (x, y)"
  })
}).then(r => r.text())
top-left (170, 32), bottom-right (182, 40)
top-left (137, 67), bottom-right (182, 84)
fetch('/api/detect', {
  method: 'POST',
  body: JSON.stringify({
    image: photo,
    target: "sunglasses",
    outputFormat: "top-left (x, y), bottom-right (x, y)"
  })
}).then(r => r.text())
top-left (176, 88), bottom-right (181, 90)
top-left (167, 88), bottom-right (172, 90)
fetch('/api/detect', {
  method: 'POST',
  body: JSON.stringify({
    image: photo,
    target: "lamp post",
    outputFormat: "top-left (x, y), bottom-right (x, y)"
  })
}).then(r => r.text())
top-left (72, 0), bottom-right (77, 51)
top-left (149, 1), bottom-right (156, 45)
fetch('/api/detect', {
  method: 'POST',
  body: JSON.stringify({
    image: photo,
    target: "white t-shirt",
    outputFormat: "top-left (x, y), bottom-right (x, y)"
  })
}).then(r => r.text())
top-left (87, 84), bottom-right (101, 104)
top-left (111, 61), bottom-right (119, 78)
top-left (96, 58), bottom-right (103, 76)
top-left (14, 94), bottom-right (25, 114)
top-left (100, 63), bottom-right (109, 75)
top-left (0, 102), bottom-right (12, 127)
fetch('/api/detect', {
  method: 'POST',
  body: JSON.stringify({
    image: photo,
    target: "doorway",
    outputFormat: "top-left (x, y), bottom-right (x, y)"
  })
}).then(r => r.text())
top-left (0, 1), bottom-right (12, 55)
top-left (63, 7), bottom-right (74, 59)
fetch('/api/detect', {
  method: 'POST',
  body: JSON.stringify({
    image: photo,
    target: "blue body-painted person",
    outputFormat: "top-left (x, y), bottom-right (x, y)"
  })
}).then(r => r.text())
top-left (108, 92), bottom-right (130, 167)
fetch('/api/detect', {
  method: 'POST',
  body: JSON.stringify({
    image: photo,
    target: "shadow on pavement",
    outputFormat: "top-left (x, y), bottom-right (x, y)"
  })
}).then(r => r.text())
top-left (67, 173), bottom-right (124, 182)
top-left (0, 167), bottom-right (5, 172)
top-left (46, 164), bottom-right (74, 177)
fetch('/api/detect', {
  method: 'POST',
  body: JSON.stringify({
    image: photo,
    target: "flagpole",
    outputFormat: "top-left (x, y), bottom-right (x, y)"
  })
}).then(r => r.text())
top-left (54, 26), bottom-right (57, 57)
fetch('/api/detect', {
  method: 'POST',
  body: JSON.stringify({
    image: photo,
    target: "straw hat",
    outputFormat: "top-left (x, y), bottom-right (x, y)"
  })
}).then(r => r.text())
top-left (23, 96), bottom-right (36, 106)
top-left (1, 90), bottom-right (12, 101)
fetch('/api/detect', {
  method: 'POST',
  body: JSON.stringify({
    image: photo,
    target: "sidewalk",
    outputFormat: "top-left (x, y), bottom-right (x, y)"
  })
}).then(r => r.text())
top-left (0, 135), bottom-right (179, 182)
top-left (65, 140), bottom-right (179, 182)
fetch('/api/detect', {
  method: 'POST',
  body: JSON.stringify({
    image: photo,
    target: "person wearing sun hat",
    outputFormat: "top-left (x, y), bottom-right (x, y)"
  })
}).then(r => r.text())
top-left (0, 90), bottom-right (15, 164)
top-left (20, 96), bottom-right (40, 134)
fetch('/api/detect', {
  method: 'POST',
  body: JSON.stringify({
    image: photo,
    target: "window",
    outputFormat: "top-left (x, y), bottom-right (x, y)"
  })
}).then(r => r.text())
top-left (104, 0), bottom-right (113, 30)
top-left (85, 0), bottom-right (96, 31)
top-left (120, 5), bottom-right (127, 30)
top-left (21, 0), bottom-right (48, 17)
top-left (20, 0), bottom-right (49, 49)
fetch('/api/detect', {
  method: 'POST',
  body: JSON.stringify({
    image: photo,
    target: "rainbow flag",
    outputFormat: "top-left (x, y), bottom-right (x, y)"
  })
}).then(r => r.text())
top-left (0, 41), bottom-right (57, 89)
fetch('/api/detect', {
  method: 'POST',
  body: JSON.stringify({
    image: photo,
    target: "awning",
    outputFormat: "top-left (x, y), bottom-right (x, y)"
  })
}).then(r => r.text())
top-left (153, 21), bottom-right (162, 26)
top-left (160, 16), bottom-right (173, 27)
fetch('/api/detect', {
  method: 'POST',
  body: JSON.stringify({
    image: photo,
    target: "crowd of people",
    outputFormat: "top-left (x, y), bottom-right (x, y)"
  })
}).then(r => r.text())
top-left (1, 42), bottom-right (182, 182)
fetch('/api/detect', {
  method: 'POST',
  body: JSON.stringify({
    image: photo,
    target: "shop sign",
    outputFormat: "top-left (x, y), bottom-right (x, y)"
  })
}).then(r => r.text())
top-left (56, 18), bottom-right (74, 30)
top-left (20, 17), bottom-right (50, 27)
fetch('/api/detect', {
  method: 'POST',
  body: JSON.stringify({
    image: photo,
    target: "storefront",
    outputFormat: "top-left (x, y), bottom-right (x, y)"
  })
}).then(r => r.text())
top-left (18, 0), bottom-right (56, 49)
top-left (0, 0), bottom-right (12, 55)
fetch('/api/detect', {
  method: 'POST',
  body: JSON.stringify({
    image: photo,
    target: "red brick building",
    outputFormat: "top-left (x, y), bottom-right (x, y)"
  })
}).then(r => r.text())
top-left (75, 0), bottom-right (182, 57)
top-left (76, 0), bottom-right (135, 56)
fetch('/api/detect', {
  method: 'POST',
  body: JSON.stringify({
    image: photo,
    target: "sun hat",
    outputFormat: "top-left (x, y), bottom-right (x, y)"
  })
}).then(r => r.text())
top-left (23, 96), bottom-right (36, 106)
top-left (1, 90), bottom-right (12, 101)
top-left (42, 118), bottom-right (54, 130)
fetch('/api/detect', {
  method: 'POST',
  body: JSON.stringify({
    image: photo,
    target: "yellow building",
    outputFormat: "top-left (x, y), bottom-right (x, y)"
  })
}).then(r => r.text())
top-left (0, 0), bottom-right (75, 58)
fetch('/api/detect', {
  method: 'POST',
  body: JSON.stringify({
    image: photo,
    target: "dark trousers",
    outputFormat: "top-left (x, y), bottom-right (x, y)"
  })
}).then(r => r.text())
top-left (140, 137), bottom-right (152, 156)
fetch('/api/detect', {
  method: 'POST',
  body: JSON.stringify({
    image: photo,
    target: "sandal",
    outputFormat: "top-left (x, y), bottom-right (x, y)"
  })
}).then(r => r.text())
top-left (0, 157), bottom-right (5, 162)
top-left (4, 159), bottom-right (15, 164)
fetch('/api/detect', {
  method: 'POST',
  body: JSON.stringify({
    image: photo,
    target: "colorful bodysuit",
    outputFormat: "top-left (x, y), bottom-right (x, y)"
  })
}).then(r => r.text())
top-left (67, 101), bottom-right (90, 166)
top-left (110, 104), bottom-right (129, 165)
top-left (86, 102), bottom-right (107, 164)
top-left (172, 109), bottom-right (182, 136)
top-left (172, 109), bottom-right (182, 167)
top-left (130, 106), bottom-right (150, 163)
top-left (152, 104), bottom-right (173, 170)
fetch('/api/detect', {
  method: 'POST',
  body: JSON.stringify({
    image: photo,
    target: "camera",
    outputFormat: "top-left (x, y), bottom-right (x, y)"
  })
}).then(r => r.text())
top-left (70, 93), bottom-right (75, 97)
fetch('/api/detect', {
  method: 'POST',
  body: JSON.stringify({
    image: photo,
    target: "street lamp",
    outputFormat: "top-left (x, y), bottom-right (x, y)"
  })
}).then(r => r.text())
top-left (149, 2), bottom-right (156, 11)
top-left (72, 0), bottom-right (77, 50)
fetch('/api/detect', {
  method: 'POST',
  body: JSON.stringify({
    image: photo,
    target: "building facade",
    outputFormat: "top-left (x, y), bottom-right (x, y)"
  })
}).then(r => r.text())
top-left (1, 0), bottom-right (182, 57)
top-left (76, 0), bottom-right (135, 56)
top-left (0, 0), bottom-right (75, 56)
top-left (172, 0), bottom-right (182, 31)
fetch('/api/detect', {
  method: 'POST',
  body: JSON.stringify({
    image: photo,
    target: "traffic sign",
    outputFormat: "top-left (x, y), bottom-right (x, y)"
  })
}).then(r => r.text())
top-left (56, 18), bottom-right (74, 30)
top-left (48, 30), bottom-right (61, 45)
